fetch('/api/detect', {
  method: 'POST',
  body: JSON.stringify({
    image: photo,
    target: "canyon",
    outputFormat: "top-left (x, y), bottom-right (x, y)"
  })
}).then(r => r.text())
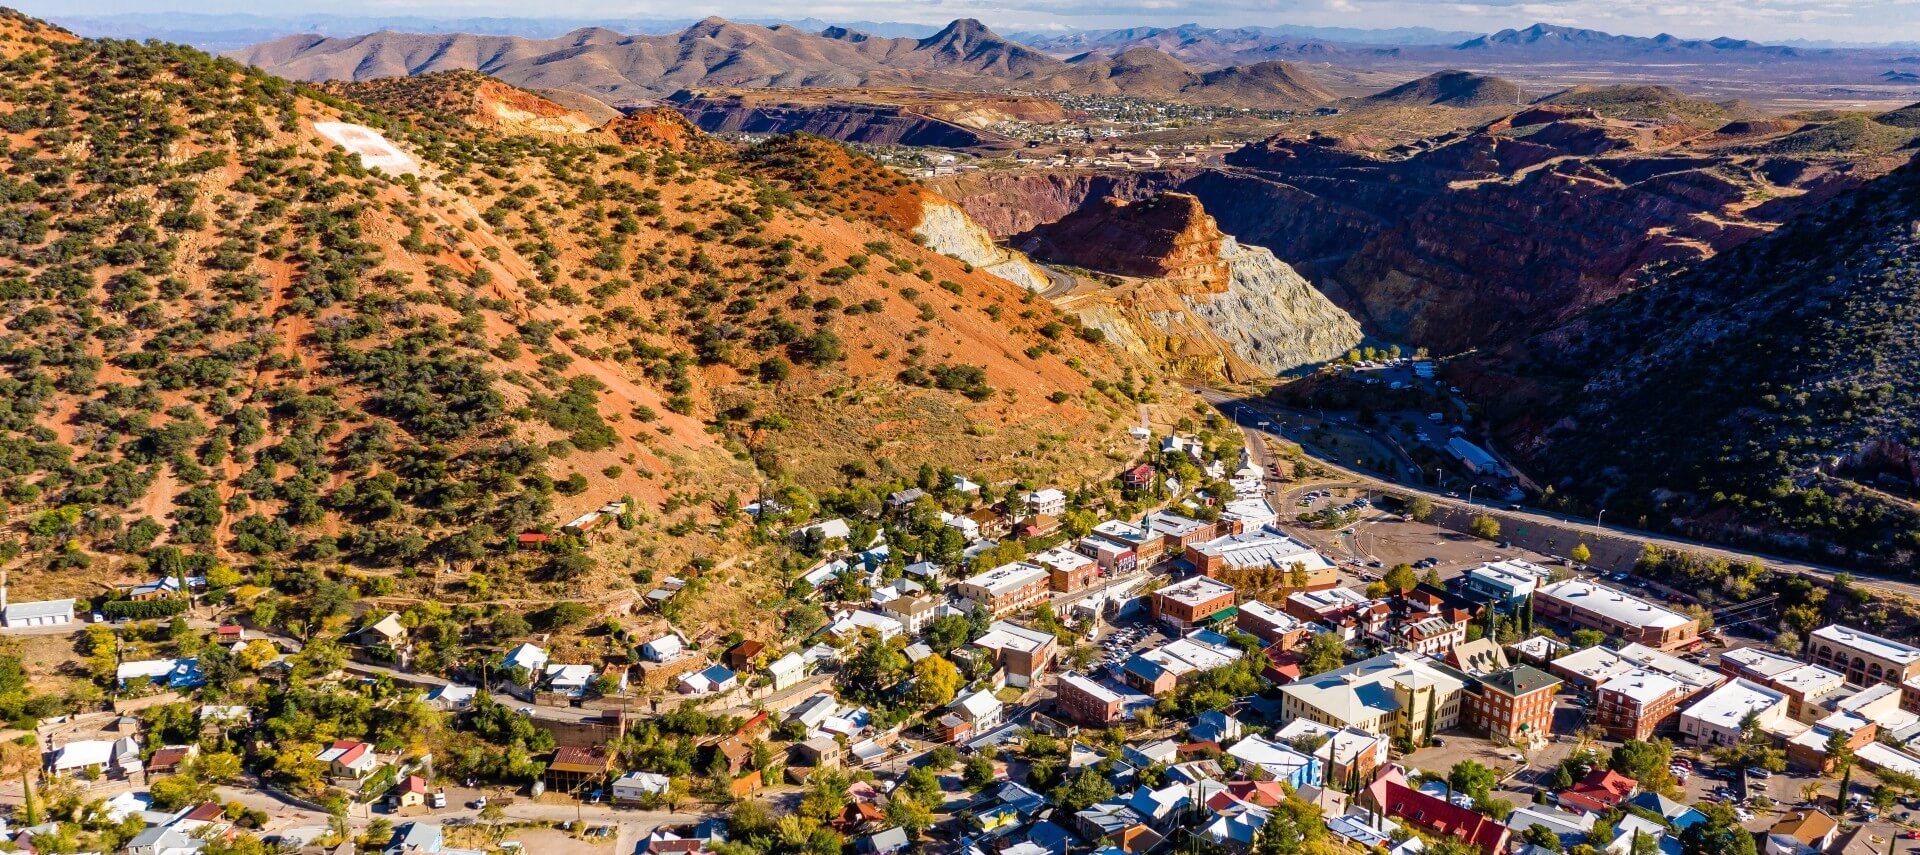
top-left (934, 91), bottom-right (1918, 354)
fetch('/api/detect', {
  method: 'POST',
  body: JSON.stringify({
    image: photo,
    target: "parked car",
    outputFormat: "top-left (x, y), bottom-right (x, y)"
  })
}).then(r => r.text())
top-left (1746, 767), bottom-right (1772, 779)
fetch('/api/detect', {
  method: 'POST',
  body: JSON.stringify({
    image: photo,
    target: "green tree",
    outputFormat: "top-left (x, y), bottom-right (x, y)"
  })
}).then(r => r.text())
top-left (1571, 543), bottom-right (1592, 564)
top-left (1523, 825), bottom-right (1565, 852)
top-left (1469, 515), bottom-right (1501, 540)
top-left (962, 755), bottom-right (996, 792)
top-left (910, 655), bottom-right (962, 708)
top-left (1407, 496), bottom-right (1434, 522)
top-left (1050, 767), bottom-right (1116, 813)
top-left (1299, 631), bottom-right (1347, 676)
top-left (1570, 629), bottom-right (1606, 650)
top-left (1383, 563), bottom-right (1417, 594)
top-left (1827, 728), bottom-right (1855, 803)
top-left (1679, 803), bottom-right (1757, 855)
top-left (1448, 760), bottom-right (1497, 804)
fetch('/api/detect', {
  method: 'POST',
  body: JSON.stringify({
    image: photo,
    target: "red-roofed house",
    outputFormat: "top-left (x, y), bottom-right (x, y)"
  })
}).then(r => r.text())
top-left (1558, 768), bottom-right (1638, 814)
top-left (395, 774), bottom-right (431, 809)
top-left (1367, 771), bottom-right (1510, 855)
top-left (1122, 464), bottom-right (1155, 489)
top-left (317, 739), bottom-right (377, 780)
top-left (1215, 780), bottom-right (1289, 808)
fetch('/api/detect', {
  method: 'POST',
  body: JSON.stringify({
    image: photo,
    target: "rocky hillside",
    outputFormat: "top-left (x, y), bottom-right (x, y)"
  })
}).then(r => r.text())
top-left (1473, 153), bottom-right (1920, 572)
top-left (665, 88), bottom-right (1065, 149)
top-left (937, 90), bottom-right (1905, 354)
top-left (234, 17), bottom-right (1336, 109)
top-left (1357, 70), bottom-right (1526, 107)
top-left (0, 13), bottom-right (1152, 638)
top-left (1018, 194), bottom-right (1362, 380)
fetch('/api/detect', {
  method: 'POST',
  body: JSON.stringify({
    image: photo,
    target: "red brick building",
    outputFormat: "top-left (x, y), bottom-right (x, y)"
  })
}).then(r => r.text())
top-left (1056, 673), bottom-right (1128, 725)
top-left (1467, 666), bottom-right (1561, 746)
top-left (1151, 577), bottom-right (1237, 629)
top-left (1596, 671), bottom-right (1689, 741)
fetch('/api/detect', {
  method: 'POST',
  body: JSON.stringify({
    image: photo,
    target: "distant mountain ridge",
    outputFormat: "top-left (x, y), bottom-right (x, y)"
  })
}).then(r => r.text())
top-left (1456, 23), bottom-right (1804, 57)
top-left (233, 17), bottom-right (1335, 109)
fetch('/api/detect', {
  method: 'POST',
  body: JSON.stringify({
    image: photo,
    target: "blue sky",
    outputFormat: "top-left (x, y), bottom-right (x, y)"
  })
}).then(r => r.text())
top-left (27, 0), bottom-right (1920, 43)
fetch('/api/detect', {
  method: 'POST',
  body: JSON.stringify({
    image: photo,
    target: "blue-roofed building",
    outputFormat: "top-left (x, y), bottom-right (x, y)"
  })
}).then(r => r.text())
top-left (1628, 791), bottom-right (1708, 830)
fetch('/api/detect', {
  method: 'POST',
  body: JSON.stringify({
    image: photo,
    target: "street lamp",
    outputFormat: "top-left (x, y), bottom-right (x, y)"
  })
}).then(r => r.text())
top-left (1433, 467), bottom-right (1444, 488)
top-left (1467, 485), bottom-right (1477, 506)
top-left (1596, 508), bottom-right (1607, 528)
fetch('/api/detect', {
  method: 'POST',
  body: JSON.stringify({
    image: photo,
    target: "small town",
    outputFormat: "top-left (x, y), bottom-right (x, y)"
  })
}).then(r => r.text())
top-left (3, 394), bottom-right (1915, 855)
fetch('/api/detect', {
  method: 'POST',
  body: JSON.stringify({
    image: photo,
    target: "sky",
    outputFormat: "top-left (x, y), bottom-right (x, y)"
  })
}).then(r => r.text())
top-left (26, 0), bottom-right (1920, 43)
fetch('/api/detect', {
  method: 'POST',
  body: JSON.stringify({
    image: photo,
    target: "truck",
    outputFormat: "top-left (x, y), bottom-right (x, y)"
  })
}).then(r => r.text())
top-left (431, 790), bottom-right (446, 809)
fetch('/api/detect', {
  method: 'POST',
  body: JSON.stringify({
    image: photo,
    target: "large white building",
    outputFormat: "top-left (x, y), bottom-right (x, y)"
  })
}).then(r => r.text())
top-left (1809, 624), bottom-right (1920, 688)
top-left (1535, 579), bottom-right (1700, 650)
top-left (1679, 678), bottom-right (1790, 748)
top-left (1276, 652), bottom-right (1466, 742)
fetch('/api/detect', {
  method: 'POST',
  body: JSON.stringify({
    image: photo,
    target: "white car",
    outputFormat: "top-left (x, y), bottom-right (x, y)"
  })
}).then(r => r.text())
top-left (1501, 752), bottom-right (1525, 763)
top-left (1734, 808), bottom-right (1755, 822)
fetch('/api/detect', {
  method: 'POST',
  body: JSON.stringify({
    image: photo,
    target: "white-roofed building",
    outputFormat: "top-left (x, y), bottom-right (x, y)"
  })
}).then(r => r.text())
top-left (500, 642), bottom-right (548, 678)
top-left (1720, 647), bottom-right (1848, 722)
top-left (1535, 580), bottom-right (1700, 651)
top-left (1032, 546), bottom-right (1097, 594)
top-left (1237, 600), bottom-right (1309, 648)
top-left (1152, 576), bottom-right (1237, 629)
top-left (826, 610), bottom-right (905, 642)
top-left (1219, 498), bottom-right (1278, 533)
top-left (767, 652), bottom-right (807, 691)
top-left (1597, 670), bottom-right (1690, 740)
top-left (1276, 651), bottom-right (1465, 742)
top-left (955, 561), bottom-right (1051, 617)
top-left (1024, 489), bottom-right (1068, 518)
top-left (1185, 526), bottom-right (1335, 587)
top-left (1225, 735), bottom-right (1321, 788)
top-left (641, 633), bottom-right (686, 663)
top-left (1460, 560), bottom-right (1549, 606)
top-left (1810, 624), bottom-right (1920, 688)
top-left (1679, 678), bottom-right (1789, 748)
top-left (1, 597), bottom-right (74, 628)
top-left (972, 620), bottom-right (1058, 688)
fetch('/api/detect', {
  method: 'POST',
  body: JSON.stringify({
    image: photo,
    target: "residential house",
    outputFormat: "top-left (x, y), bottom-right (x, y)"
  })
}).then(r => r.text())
top-left (1558, 768), bottom-right (1637, 814)
top-left (880, 594), bottom-right (941, 635)
top-left (1366, 768), bottom-right (1510, 854)
top-left (1766, 810), bottom-right (1839, 855)
top-left (545, 746), bottom-right (615, 793)
top-left (317, 739), bottom-right (378, 780)
top-left (500, 643), bottom-right (549, 680)
top-left (679, 664), bottom-right (738, 695)
top-left (394, 775), bottom-right (430, 809)
top-left (767, 653), bottom-right (808, 692)
top-left (724, 640), bottom-right (765, 672)
top-left (1225, 735), bottom-right (1321, 789)
top-left (614, 771), bottom-right (671, 804)
top-left (1024, 489), bottom-right (1068, 518)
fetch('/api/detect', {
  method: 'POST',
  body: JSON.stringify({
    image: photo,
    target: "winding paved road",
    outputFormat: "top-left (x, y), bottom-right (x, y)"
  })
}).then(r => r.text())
top-left (1197, 386), bottom-right (1920, 603)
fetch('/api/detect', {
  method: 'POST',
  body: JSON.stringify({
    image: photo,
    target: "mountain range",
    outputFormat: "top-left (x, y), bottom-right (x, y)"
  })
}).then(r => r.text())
top-left (233, 17), bottom-right (1335, 109)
